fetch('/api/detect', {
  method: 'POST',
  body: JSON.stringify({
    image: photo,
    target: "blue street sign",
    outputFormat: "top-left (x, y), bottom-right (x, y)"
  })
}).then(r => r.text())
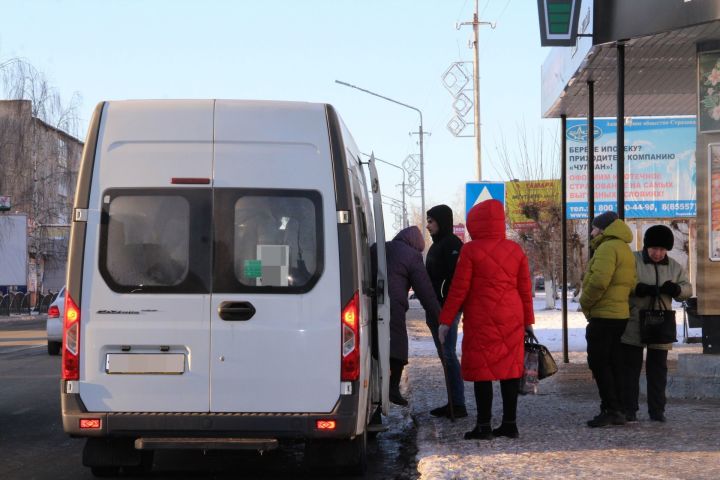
top-left (465, 182), bottom-right (505, 217)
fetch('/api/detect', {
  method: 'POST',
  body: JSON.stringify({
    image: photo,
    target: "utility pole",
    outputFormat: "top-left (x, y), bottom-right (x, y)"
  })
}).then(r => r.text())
top-left (458, 0), bottom-right (494, 181)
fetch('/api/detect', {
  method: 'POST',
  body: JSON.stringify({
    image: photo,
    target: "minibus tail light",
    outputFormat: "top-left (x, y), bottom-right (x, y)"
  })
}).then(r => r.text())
top-left (62, 294), bottom-right (81, 380)
top-left (341, 291), bottom-right (360, 381)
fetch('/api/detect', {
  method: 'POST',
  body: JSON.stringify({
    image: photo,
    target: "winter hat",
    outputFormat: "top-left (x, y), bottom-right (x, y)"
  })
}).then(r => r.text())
top-left (591, 211), bottom-right (619, 231)
top-left (644, 225), bottom-right (674, 250)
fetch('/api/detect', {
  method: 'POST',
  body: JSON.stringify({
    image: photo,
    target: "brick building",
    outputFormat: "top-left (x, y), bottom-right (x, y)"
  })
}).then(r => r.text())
top-left (0, 99), bottom-right (83, 294)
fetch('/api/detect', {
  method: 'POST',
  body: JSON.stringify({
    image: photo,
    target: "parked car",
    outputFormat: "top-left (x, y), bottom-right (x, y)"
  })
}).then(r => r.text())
top-left (46, 286), bottom-right (65, 355)
top-left (534, 276), bottom-right (545, 291)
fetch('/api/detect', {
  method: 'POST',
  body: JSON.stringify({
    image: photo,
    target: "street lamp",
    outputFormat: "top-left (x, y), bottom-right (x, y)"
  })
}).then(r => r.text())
top-left (361, 152), bottom-right (408, 228)
top-left (335, 79), bottom-right (427, 220)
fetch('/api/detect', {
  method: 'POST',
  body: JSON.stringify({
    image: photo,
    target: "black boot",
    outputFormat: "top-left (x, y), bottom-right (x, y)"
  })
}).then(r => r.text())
top-left (492, 421), bottom-right (519, 438)
top-left (430, 404), bottom-right (468, 418)
top-left (464, 423), bottom-right (493, 440)
top-left (389, 359), bottom-right (408, 406)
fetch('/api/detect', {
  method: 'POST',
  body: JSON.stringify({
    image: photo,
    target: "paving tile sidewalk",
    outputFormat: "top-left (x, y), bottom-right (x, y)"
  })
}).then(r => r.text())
top-left (0, 313), bottom-right (46, 324)
top-left (402, 308), bottom-right (720, 480)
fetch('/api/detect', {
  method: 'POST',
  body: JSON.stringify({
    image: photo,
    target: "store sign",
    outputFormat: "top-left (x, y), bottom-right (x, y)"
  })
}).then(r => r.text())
top-left (566, 117), bottom-right (697, 219)
top-left (537, 0), bottom-right (582, 46)
top-left (453, 223), bottom-right (466, 243)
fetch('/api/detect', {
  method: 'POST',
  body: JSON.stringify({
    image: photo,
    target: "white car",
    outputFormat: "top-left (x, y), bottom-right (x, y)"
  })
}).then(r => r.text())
top-left (46, 286), bottom-right (65, 355)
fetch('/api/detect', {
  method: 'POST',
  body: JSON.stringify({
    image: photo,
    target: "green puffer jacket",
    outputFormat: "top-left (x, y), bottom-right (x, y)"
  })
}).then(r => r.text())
top-left (621, 250), bottom-right (692, 350)
top-left (580, 219), bottom-right (636, 319)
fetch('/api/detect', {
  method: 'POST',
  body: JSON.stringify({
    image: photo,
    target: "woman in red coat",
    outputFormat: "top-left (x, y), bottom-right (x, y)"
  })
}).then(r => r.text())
top-left (438, 199), bottom-right (535, 440)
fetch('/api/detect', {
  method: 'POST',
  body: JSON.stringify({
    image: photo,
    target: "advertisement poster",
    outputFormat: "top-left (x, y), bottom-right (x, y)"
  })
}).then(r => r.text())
top-left (505, 180), bottom-right (561, 228)
top-left (699, 51), bottom-right (720, 133)
top-left (566, 117), bottom-right (696, 219)
top-left (710, 144), bottom-right (720, 261)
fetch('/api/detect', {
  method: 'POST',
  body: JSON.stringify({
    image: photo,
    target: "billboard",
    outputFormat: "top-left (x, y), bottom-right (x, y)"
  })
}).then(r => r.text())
top-left (506, 180), bottom-right (561, 228)
top-left (566, 117), bottom-right (696, 219)
top-left (0, 215), bottom-right (28, 285)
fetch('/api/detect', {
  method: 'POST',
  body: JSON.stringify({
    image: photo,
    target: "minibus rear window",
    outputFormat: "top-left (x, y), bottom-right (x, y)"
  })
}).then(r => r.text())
top-left (213, 189), bottom-right (323, 293)
top-left (99, 189), bottom-right (212, 293)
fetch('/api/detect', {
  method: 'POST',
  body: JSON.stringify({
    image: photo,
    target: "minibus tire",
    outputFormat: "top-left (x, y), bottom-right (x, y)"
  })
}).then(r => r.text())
top-left (90, 466), bottom-right (120, 477)
top-left (47, 341), bottom-right (61, 356)
top-left (346, 430), bottom-right (368, 475)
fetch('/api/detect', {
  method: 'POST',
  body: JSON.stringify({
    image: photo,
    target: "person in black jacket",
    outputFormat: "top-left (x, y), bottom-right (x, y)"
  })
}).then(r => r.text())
top-left (425, 204), bottom-right (467, 418)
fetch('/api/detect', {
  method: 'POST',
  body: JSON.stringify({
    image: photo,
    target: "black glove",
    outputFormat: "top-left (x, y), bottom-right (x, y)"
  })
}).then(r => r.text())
top-left (634, 283), bottom-right (656, 298)
top-left (659, 280), bottom-right (681, 298)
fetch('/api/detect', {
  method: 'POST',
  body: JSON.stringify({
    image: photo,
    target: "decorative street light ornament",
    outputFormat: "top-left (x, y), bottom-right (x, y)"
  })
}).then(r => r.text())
top-left (447, 115), bottom-right (469, 136)
top-left (452, 93), bottom-right (473, 117)
top-left (405, 184), bottom-right (417, 196)
top-left (403, 155), bottom-right (419, 173)
top-left (441, 62), bottom-right (471, 98)
top-left (407, 172), bottom-right (420, 187)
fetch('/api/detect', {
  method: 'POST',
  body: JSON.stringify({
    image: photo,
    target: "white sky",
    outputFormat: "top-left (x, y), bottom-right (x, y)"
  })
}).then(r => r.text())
top-left (0, 0), bottom-right (560, 235)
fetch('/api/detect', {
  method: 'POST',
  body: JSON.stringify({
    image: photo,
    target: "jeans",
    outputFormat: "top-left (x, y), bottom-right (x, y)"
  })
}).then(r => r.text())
top-left (586, 318), bottom-right (628, 413)
top-left (621, 343), bottom-right (668, 416)
top-left (427, 313), bottom-right (465, 407)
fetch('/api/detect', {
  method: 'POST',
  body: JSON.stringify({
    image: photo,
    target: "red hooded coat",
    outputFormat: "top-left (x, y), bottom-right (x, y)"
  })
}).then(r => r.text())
top-left (439, 199), bottom-right (534, 381)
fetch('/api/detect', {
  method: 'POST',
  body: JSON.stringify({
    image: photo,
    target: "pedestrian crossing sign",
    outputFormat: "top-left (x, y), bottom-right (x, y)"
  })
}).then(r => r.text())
top-left (465, 182), bottom-right (505, 218)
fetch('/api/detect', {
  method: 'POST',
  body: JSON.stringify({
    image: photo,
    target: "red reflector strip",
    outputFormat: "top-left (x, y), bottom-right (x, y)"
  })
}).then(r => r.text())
top-left (79, 418), bottom-right (102, 429)
top-left (316, 420), bottom-right (337, 430)
top-left (171, 177), bottom-right (210, 184)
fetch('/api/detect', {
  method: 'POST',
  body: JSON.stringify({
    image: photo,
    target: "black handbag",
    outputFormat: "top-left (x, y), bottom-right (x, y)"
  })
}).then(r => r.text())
top-left (525, 332), bottom-right (558, 380)
top-left (639, 296), bottom-right (677, 344)
top-left (638, 265), bottom-right (677, 344)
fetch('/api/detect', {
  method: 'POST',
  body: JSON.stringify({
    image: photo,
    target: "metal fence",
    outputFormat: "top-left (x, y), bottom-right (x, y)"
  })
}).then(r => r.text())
top-left (0, 291), bottom-right (58, 316)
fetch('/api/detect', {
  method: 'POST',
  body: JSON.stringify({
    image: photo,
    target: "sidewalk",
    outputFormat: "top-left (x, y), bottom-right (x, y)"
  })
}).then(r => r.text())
top-left (0, 312), bottom-right (46, 324)
top-left (402, 306), bottom-right (720, 480)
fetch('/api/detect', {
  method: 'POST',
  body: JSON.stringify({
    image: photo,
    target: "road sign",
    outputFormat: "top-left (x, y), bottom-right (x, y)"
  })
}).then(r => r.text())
top-left (466, 182), bottom-right (505, 218)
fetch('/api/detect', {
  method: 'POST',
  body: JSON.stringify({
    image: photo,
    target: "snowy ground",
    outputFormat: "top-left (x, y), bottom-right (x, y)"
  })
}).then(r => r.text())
top-left (410, 292), bottom-right (703, 356)
top-left (400, 293), bottom-right (718, 480)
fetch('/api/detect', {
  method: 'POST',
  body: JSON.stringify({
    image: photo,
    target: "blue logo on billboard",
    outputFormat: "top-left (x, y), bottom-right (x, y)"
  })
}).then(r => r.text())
top-left (566, 124), bottom-right (602, 142)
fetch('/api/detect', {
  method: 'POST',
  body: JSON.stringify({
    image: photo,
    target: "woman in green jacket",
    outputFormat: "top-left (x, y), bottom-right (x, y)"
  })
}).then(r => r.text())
top-left (621, 225), bottom-right (692, 423)
top-left (580, 211), bottom-right (636, 428)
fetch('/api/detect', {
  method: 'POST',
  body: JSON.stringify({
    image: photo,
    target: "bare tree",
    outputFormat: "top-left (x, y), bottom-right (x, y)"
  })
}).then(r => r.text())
top-left (0, 57), bottom-right (82, 295)
top-left (491, 124), bottom-right (567, 309)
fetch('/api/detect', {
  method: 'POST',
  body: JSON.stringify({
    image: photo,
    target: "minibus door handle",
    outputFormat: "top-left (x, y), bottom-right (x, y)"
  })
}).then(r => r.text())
top-left (218, 302), bottom-right (256, 321)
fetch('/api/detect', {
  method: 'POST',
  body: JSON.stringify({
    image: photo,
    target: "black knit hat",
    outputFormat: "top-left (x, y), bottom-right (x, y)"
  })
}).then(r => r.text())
top-left (644, 225), bottom-right (674, 250)
top-left (591, 211), bottom-right (618, 230)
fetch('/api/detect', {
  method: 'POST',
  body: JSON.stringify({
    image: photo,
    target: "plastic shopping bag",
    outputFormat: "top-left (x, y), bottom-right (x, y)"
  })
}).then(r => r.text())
top-left (520, 348), bottom-right (539, 395)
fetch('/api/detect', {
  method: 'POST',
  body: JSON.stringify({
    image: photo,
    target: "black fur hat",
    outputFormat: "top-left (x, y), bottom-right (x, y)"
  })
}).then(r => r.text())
top-left (644, 225), bottom-right (674, 250)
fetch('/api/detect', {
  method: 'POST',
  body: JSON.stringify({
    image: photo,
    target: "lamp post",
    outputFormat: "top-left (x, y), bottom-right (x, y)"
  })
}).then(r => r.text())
top-left (335, 80), bottom-right (427, 219)
top-left (361, 152), bottom-right (408, 228)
